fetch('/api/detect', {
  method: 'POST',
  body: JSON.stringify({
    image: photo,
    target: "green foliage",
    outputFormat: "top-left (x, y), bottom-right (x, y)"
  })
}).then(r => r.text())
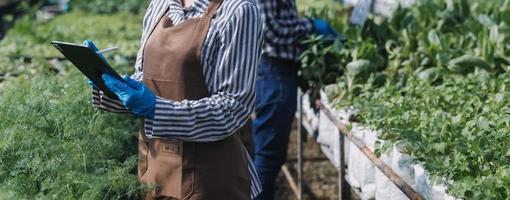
top-left (0, 69), bottom-right (141, 199)
top-left (447, 54), bottom-right (491, 74)
top-left (300, 7), bottom-right (389, 98)
top-left (301, 0), bottom-right (510, 199)
top-left (302, 0), bottom-right (510, 96)
top-left (0, 10), bottom-right (143, 83)
top-left (0, 11), bottom-right (143, 58)
top-left (296, 0), bottom-right (343, 11)
top-left (0, 7), bottom-right (146, 199)
top-left (346, 74), bottom-right (510, 199)
top-left (346, 59), bottom-right (376, 88)
top-left (70, 0), bottom-right (149, 14)
top-left (300, 35), bottom-right (345, 98)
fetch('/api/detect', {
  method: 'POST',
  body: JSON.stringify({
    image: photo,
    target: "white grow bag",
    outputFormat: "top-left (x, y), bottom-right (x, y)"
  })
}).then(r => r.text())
top-left (299, 91), bottom-right (459, 200)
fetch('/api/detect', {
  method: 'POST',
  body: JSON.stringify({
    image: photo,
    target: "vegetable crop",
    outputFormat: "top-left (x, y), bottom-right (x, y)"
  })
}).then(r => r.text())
top-left (0, 70), bottom-right (141, 199)
top-left (70, 0), bottom-right (149, 14)
top-left (0, 8), bottom-right (145, 199)
top-left (301, 0), bottom-right (510, 199)
top-left (347, 74), bottom-right (510, 199)
top-left (0, 10), bottom-right (143, 84)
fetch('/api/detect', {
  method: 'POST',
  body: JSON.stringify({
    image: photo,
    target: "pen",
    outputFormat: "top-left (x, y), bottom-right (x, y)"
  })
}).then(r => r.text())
top-left (97, 47), bottom-right (118, 54)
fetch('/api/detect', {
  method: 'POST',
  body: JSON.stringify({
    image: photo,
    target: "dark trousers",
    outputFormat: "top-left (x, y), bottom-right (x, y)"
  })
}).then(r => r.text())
top-left (253, 56), bottom-right (298, 200)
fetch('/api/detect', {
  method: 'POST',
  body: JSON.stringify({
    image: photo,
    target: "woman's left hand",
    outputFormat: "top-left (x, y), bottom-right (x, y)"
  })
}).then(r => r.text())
top-left (102, 74), bottom-right (156, 118)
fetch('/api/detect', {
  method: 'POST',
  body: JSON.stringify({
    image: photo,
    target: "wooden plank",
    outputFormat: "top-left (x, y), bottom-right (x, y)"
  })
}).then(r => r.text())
top-left (316, 100), bottom-right (424, 200)
top-left (282, 165), bottom-right (301, 198)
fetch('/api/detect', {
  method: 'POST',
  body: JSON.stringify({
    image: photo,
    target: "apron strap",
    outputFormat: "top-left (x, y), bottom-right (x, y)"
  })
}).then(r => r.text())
top-left (203, 0), bottom-right (222, 19)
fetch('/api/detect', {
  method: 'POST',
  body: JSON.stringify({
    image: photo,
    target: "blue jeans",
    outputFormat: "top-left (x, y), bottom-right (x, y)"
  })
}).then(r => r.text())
top-left (253, 56), bottom-right (298, 200)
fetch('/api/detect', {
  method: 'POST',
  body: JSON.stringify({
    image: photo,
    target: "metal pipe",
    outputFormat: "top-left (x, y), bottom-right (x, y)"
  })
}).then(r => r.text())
top-left (297, 92), bottom-right (304, 200)
top-left (316, 100), bottom-right (424, 200)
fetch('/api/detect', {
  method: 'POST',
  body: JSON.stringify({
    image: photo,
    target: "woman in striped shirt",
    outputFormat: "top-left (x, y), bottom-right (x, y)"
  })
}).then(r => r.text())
top-left (88, 0), bottom-right (263, 199)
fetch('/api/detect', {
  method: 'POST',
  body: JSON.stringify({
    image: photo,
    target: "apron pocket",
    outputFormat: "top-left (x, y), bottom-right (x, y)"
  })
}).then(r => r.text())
top-left (142, 138), bottom-right (184, 198)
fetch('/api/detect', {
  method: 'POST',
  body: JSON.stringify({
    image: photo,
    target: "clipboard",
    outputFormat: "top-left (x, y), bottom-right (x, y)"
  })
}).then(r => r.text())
top-left (51, 41), bottom-right (124, 99)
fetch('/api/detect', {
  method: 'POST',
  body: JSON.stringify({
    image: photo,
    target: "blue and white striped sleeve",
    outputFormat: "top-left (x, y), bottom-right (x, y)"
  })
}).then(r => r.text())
top-left (91, 88), bottom-right (132, 114)
top-left (146, 4), bottom-right (263, 142)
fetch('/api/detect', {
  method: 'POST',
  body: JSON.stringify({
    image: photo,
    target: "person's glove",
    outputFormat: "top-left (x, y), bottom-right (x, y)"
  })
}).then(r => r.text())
top-left (102, 74), bottom-right (156, 118)
top-left (311, 19), bottom-right (338, 38)
top-left (83, 39), bottom-right (106, 60)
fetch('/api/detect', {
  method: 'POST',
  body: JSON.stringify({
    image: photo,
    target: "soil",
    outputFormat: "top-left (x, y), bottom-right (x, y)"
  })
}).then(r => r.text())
top-left (274, 121), bottom-right (361, 200)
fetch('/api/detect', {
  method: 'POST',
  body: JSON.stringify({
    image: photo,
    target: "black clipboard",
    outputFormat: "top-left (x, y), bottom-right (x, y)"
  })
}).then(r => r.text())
top-left (51, 41), bottom-right (124, 99)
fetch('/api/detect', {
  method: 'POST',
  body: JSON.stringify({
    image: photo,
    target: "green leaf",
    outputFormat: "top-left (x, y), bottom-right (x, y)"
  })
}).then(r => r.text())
top-left (452, 114), bottom-right (462, 124)
top-left (428, 30), bottom-right (441, 46)
top-left (477, 117), bottom-right (490, 130)
top-left (495, 93), bottom-right (505, 103)
top-left (478, 15), bottom-right (497, 27)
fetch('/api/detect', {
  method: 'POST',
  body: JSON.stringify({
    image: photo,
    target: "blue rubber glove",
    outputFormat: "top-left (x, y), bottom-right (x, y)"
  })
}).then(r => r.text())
top-left (312, 19), bottom-right (338, 38)
top-left (102, 74), bottom-right (156, 118)
top-left (83, 39), bottom-right (106, 60)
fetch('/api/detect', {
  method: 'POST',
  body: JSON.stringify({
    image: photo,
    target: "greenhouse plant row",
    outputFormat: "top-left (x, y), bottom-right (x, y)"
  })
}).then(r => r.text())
top-left (299, 0), bottom-right (510, 199)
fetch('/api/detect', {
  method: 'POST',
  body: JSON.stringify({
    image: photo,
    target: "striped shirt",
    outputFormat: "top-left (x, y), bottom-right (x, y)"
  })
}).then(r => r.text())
top-left (92, 0), bottom-right (263, 198)
top-left (256, 0), bottom-right (314, 62)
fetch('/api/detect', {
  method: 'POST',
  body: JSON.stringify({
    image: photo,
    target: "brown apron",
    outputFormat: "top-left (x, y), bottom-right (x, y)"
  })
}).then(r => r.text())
top-left (137, 1), bottom-right (251, 199)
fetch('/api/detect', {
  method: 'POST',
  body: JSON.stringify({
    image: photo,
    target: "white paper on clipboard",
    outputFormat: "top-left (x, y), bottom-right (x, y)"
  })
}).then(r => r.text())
top-left (350, 0), bottom-right (373, 28)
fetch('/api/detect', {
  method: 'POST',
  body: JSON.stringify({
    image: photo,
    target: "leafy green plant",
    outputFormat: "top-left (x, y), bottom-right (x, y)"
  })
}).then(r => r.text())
top-left (70, 0), bottom-right (149, 14)
top-left (300, 35), bottom-right (344, 98)
top-left (345, 74), bottom-right (510, 199)
top-left (302, 0), bottom-right (510, 96)
top-left (0, 10), bottom-right (143, 84)
top-left (301, 0), bottom-right (510, 199)
top-left (1, 10), bottom-right (143, 58)
top-left (0, 7), bottom-right (147, 199)
top-left (0, 69), bottom-right (142, 199)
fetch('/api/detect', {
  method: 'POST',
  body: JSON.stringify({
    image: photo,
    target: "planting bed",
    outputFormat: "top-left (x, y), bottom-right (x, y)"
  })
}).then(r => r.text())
top-left (298, 0), bottom-right (510, 199)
